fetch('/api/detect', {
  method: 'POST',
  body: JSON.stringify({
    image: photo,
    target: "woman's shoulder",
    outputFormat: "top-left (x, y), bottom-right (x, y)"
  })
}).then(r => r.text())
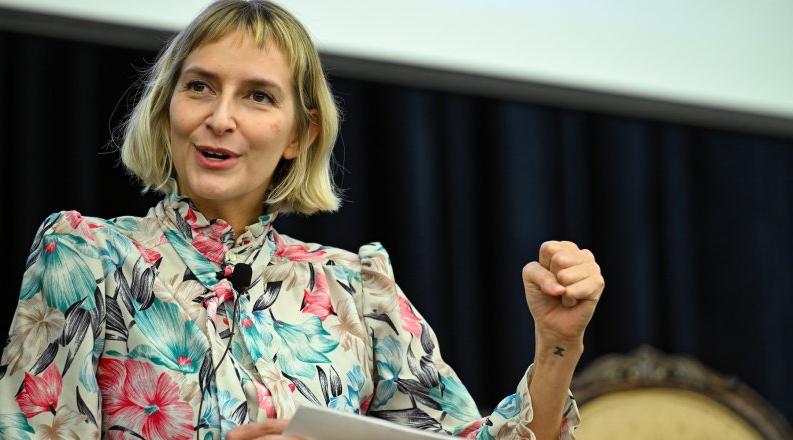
top-left (32, 209), bottom-right (153, 250)
top-left (273, 232), bottom-right (391, 272)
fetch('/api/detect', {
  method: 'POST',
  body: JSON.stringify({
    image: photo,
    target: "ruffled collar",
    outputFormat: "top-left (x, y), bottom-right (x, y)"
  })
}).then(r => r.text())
top-left (155, 190), bottom-right (278, 266)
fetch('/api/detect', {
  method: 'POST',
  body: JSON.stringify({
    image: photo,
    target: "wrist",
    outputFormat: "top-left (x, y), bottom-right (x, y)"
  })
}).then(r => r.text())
top-left (534, 330), bottom-right (584, 364)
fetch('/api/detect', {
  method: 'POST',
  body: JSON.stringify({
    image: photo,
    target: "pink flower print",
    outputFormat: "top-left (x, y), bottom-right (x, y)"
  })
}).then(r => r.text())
top-left (360, 393), bottom-right (373, 414)
top-left (204, 279), bottom-right (234, 323)
top-left (255, 380), bottom-right (295, 419)
top-left (274, 234), bottom-right (327, 262)
top-left (16, 364), bottom-right (63, 418)
top-left (397, 293), bottom-right (422, 336)
top-left (255, 382), bottom-right (277, 419)
top-left (192, 233), bottom-right (225, 263)
top-left (213, 279), bottom-right (234, 303)
top-left (184, 208), bottom-right (197, 225)
top-left (64, 210), bottom-right (96, 241)
top-left (301, 270), bottom-right (335, 320)
top-left (64, 211), bottom-right (83, 229)
top-left (455, 419), bottom-right (485, 438)
top-left (99, 358), bottom-right (194, 440)
top-left (133, 242), bottom-right (162, 265)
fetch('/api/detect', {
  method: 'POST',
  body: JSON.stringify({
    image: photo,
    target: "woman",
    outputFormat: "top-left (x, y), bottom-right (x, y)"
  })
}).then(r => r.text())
top-left (0, 1), bottom-right (604, 439)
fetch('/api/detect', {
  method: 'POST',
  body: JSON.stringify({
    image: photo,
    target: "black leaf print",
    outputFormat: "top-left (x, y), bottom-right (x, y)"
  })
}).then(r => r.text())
top-left (199, 349), bottom-right (213, 393)
top-left (253, 281), bottom-right (282, 312)
top-left (105, 296), bottom-right (128, 340)
top-left (25, 215), bottom-right (57, 270)
top-left (308, 263), bottom-right (316, 291)
top-left (25, 247), bottom-right (42, 272)
top-left (130, 258), bottom-right (155, 311)
top-left (230, 401), bottom-right (248, 426)
top-left (317, 366), bottom-right (330, 404)
top-left (330, 366), bottom-right (342, 398)
top-left (0, 365), bottom-right (6, 381)
top-left (231, 358), bottom-right (243, 384)
top-left (114, 268), bottom-right (136, 317)
top-left (76, 387), bottom-right (98, 426)
top-left (61, 298), bottom-right (90, 347)
top-left (419, 322), bottom-right (435, 354)
top-left (564, 400), bottom-right (575, 417)
top-left (173, 207), bottom-right (193, 239)
top-left (183, 266), bottom-right (198, 282)
top-left (418, 355), bottom-right (441, 388)
top-left (283, 372), bottom-right (322, 407)
top-left (396, 378), bottom-right (442, 411)
top-left (407, 347), bottom-right (440, 389)
top-left (30, 342), bottom-right (58, 375)
top-left (108, 425), bottom-right (146, 439)
top-left (335, 279), bottom-right (355, 295)
top-left (63, 349), bottom-right (76, 375)
top-left (368, 407), bottom-right (446, 432)
top-left (364, 313), bottom-right (399, 334)
top-left (89, 286), bottom-right (105, 340)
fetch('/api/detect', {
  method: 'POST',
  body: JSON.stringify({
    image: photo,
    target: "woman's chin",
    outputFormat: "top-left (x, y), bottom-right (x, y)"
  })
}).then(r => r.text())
top-left (181, 177), bottom-right (238, 202)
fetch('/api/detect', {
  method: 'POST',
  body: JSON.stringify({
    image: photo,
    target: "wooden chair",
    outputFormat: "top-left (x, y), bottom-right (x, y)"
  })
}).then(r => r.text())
top-left (571, 345), bottom-right (793, 440)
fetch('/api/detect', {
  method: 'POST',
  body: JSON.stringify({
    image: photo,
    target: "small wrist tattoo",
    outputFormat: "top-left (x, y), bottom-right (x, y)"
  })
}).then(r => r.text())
top-left (553, 346), bottom-right (566, 357)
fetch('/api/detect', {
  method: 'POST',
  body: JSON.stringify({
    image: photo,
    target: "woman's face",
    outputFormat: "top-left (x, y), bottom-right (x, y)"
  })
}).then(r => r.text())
top-left (169, 29), bottom-right (299, 210)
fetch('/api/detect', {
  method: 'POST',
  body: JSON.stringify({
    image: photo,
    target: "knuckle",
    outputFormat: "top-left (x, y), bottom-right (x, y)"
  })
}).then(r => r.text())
top-left (581, 248), bottom-right (595, 260)
top-left (556, 269), bottom-right (573, 285)
top-left (560, 240), bottom-right (579, 250)
top-left (550, 252), bottom-right (569, 268)
top-left (541, 240), bottom-right (561, 254)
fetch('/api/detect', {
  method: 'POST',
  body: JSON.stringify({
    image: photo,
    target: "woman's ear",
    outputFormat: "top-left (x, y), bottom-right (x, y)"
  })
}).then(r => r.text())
top-left (284, 109), bottom-right (319, 160)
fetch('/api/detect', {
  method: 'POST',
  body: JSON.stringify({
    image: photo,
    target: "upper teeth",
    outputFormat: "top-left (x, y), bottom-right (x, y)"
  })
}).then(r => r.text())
top-left (202, 150), bottom-right (229, 159)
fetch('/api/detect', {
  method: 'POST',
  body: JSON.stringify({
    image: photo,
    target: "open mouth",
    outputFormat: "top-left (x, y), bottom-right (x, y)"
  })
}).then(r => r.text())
top-left (200, 150), bottom-right (231, 161)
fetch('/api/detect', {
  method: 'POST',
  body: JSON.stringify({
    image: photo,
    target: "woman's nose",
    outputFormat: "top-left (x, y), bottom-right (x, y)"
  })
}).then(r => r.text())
top-left (205, 98), bottom-right (237, 135)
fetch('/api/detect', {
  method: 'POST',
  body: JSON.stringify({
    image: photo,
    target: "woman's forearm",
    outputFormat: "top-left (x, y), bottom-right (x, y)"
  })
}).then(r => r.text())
top-left (527, 334), bottom-right (583, 440)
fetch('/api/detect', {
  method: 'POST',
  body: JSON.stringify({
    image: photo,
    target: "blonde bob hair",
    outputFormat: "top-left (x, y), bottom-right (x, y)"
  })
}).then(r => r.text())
top-left (120, 0), bottom-right (340, 214)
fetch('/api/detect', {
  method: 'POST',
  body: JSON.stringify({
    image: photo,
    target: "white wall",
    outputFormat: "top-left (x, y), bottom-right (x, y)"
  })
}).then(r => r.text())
top-left (2, 0), bottom-right (791, 119)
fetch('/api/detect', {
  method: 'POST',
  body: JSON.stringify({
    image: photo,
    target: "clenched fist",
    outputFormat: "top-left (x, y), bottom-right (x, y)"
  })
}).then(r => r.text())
top-left (522, 240), bottom-right (604, 344)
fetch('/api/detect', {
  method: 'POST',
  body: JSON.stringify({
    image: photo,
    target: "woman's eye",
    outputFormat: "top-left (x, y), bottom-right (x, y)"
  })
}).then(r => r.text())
top-left (186, 80), bottom-right (208, 93)
top-left (250, 90), bottom-right (274, 104)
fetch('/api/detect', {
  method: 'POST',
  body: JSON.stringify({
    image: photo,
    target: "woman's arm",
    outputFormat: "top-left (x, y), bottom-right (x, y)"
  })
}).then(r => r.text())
top-left (0, 212), bottom-right (105, 439)
top-left (358, 242), bottom-right (593, 439)
top-left (523, 240), bottom-right (605, 440)
top-left (527, 335), bottom-right (583, 440)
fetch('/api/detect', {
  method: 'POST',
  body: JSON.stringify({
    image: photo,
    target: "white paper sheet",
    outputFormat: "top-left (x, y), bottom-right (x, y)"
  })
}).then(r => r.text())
top-left (283, 405), bottom-right (452, 440)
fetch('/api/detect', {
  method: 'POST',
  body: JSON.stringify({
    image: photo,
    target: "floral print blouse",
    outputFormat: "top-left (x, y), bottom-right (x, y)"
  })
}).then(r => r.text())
top-left (0, 193), bottom-right (580, 439)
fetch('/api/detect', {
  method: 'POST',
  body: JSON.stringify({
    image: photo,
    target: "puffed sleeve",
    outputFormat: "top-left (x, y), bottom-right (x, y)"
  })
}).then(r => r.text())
top-left (358, 242), bottom-right (580, 439)
top-left (0, 212), bottom-right (105, 438)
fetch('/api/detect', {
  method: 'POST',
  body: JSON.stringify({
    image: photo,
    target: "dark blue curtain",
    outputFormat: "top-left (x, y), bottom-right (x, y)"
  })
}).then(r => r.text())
top-left (2, 30), bottom-right (791, 423)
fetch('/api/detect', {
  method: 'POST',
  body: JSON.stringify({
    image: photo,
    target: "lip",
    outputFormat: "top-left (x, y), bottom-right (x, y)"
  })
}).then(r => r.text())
top-left (194, 144), bottom-right (240, 157)
top-left (193, 144), bottom-right (240, 170)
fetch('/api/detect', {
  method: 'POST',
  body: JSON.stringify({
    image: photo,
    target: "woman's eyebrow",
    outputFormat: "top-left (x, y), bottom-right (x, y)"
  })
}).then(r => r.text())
top-left (182, 65), bottom-right (285, 96)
